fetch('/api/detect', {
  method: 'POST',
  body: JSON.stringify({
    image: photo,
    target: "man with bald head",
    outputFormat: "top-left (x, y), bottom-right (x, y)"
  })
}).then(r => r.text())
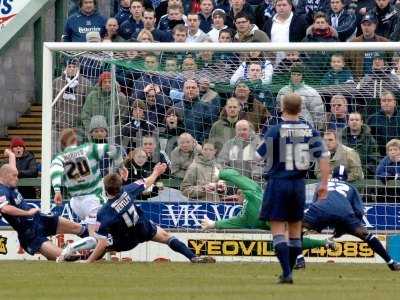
top-left (217, 119), bottom-right (262, 178)
top-left (0, 150), bottom-right (89, 260)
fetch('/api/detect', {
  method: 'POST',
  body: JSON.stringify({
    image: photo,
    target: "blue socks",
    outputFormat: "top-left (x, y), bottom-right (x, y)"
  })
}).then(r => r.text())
top-left (365, 233), bottom-right (392, 263)
top-left (273, 235), bottom-right (291, 278)
top-left (168, 237), bottom-right (195, 260)
top-left (289, 238), bottom-right (302, 271)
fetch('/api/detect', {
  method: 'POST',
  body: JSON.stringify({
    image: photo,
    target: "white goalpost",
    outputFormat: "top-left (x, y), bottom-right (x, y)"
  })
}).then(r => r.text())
top-left (41, 42), bottom-right (400, 263)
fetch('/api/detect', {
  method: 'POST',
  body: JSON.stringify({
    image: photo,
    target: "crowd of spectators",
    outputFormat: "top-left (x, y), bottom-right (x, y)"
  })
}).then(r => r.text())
top-left (51, 0), bottom-right (400, 201)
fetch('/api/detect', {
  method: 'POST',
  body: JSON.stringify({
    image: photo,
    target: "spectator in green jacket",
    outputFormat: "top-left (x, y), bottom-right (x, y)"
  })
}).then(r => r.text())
top-left (81, 71), bottom-right (128, 132)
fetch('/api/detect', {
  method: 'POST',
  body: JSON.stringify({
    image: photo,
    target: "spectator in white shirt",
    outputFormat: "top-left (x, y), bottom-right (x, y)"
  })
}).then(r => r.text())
top-left (207, 9), bottom-right (229, 42)
top-left (186, 12), bottom-right (208, 43)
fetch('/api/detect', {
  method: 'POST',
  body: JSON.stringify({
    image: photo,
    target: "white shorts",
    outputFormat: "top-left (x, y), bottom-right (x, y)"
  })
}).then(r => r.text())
top-left (70, 194), bottom-right (102, 225)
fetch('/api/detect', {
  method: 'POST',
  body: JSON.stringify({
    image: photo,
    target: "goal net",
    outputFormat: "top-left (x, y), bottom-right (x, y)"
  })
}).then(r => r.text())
top-left (43, 42), bottom-right (400, 262)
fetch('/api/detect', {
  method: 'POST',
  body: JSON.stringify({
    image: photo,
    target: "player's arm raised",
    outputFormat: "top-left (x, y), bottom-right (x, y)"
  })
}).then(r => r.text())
top-left (317, 158), bottom-right (330, 200)
top-left (144, 163), bottom-right (167, 188)
top-left (4, 149), bottom-right (16, 168)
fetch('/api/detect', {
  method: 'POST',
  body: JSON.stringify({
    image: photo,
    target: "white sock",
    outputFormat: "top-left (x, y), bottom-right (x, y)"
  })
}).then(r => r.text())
top-left (62, 237), bottom-right (97, 256)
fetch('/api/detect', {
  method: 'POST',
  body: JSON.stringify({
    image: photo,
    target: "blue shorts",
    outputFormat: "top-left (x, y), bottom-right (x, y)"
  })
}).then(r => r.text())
top-left (18, 214), bottom-right (59, 255)
top-left (108, 218), bottom-right (158, 252)
top-left (259, 178), bottom-right (305, 222)
top-left (303, 205), bottom-right (363, 234)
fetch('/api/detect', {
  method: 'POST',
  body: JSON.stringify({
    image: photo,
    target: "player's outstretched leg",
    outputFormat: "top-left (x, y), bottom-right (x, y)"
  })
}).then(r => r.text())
top-left (56, 217), bottom-right (89, 237)
top-left (152, 226), bottom-right (215, 263)
top-left (353, 227), bottom-right (400, 271)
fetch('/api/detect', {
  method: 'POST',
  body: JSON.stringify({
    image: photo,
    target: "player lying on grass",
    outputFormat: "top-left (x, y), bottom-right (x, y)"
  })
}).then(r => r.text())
top-left (201, 168), bottom-right (335, 251)
top-left (51, 128), bottom-right (127, 237)
top-left (296, 165), bottom-right (400, 271)
top-left (0, 149), bottom-right (88, 260)
top-left (59, 163), bottom-right (215, 263)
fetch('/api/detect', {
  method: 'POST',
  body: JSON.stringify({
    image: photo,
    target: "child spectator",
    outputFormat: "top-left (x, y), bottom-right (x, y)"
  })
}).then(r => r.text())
top-left (159, 108), bottom-right (186, 156)
top-left (321, 53), bottom-right (354, 85)
top-left (170, 133), bottom-right (202, 179)
top-left (376, 139), bottom-right (400, 183)
top-left (9, 137), bottom-right (38, 199)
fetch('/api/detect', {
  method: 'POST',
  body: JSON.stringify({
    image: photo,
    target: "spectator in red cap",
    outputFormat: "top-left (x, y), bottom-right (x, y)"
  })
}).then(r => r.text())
top-left (9, 137), bottom-right (38, 199)
top-left (81, 71), bottom-right (128, 133)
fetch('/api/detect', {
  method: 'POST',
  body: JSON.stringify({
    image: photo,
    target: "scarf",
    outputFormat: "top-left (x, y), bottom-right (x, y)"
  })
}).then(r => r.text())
top-left (312, 27), bottom-right (334, 39)
top-left (63, 72), bottom-right (79, 101)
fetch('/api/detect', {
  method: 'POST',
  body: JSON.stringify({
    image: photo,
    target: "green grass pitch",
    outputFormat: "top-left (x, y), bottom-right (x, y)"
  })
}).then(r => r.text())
top-left (0, 261), bottom-right (399, 300)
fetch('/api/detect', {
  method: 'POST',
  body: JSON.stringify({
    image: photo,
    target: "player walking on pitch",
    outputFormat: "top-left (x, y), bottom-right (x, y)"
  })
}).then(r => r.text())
top-left (255, 93), bottom-right (330, 284)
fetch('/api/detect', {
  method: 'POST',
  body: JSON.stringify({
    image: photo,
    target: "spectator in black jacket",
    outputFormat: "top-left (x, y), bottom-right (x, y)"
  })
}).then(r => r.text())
top-left (225, 0), bottom-right (255, 28)
top-left (118, 0), bottom-right (145, 40)
top-left (328, 0), bottom-right (357, 41)
top-left (132, 8), bottom-right (173, 42)
top-left (198, 0), bottom-right (214, 33)
top-left (10, 137), bottom-right (38, 199)
top-left (296, 0), bottom-right (331, 25)
top-left (367, 0), bottom-right (399, 40)
top-left (115, 0), bottom-right (132, 25)
top-left (263, 0), bottom-right (308, 43)
top-left (367, 91), bottom-right (400, 156)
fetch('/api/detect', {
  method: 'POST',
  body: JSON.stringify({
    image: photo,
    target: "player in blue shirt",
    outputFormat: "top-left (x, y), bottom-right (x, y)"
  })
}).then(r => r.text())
top-left (0, 150), bottom-right (88, 260)
top-left (298, 165), bottom-right (400, 271)
top-left (70, 163), bottom-right (215, 263)
top-left (255, 93), bottom-right (330, 284)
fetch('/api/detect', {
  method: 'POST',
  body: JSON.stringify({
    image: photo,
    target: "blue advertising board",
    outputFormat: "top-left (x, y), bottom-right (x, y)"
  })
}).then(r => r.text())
top-left (0, 201), bottom-right (399, 231)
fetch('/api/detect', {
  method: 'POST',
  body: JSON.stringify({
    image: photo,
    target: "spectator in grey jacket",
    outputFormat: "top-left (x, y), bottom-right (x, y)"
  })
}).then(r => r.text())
top-left (170, 133), bottom-right (201, 179)
top-left (217, 120), bottom-right (262, 178)
top-left (276, 63), bottom-right (326, 130)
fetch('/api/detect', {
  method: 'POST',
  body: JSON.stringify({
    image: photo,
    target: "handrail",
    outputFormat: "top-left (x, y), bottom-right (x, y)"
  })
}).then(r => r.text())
top-left (0, 0), bottom-right (55, 56)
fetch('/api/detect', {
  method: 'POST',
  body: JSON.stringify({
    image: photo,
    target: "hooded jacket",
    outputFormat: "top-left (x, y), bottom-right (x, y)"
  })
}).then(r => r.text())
top-left (276, 82), bottom-right (325, 130)
top-left (208, 110), bottom-right (247, 151)
top-left (358, 68), bottom-right (400, 99)
top-left (181, 153), bottom-right (222, 201)
top-left (340, 124), bottom-right (380, 176)
top-left (81, 86), bottom-right (128, 132)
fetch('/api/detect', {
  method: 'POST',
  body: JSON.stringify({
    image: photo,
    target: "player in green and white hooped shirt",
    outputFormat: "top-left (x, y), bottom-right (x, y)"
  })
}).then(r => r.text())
top-left (51, 128), bottom-right (126, 237)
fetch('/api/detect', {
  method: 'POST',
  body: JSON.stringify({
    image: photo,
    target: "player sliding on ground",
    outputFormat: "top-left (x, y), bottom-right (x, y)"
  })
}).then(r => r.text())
top-left (296, 165), bottom-right (400, 271)
top-left (51, 128), bottom-right (126, 238)
top-left (0, 149), bottom-right (88, 260)
top-left (255, 93), bottom-right (330, 284)
top-left (201, 168), bottom-right (335, 251)
top-left (59, 163), bottom-right (215, 263)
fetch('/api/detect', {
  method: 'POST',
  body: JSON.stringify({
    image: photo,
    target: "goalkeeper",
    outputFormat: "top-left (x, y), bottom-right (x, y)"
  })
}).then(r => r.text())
top-left (201, 169), bottom-right (334, 250)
